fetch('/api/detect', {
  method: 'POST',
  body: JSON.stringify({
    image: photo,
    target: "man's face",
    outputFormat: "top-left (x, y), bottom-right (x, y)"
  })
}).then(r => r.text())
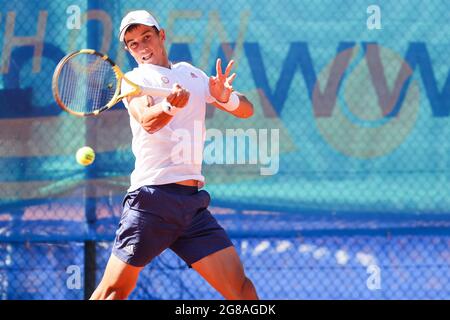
top-left (124, 24), bottom-right (167, 66)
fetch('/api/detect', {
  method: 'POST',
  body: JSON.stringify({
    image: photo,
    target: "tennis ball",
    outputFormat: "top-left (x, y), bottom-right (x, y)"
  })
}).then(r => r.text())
top-left (76, 146), bottom-right (95, 166)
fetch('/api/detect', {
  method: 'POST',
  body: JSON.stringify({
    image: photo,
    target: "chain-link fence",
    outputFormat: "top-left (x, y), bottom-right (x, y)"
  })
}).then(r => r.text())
top-left (0, 0), bottom-right (449, 299)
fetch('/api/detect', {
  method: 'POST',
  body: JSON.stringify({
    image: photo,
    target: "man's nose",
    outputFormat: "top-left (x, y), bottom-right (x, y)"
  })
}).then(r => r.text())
top-left (138, 44), bottom-right (149, 53)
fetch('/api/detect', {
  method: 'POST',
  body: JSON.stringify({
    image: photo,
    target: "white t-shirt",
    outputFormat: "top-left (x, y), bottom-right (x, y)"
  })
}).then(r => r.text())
top-left (121, 62), bottom-right (215, 192)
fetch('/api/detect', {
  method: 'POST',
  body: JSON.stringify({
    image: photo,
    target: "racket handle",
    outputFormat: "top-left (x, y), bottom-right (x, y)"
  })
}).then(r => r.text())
top-left (140, 86), bottom-right (172, 97)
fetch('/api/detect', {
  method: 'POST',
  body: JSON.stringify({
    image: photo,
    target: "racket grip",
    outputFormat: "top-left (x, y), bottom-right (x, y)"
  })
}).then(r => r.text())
top-left (140, 86), bottom-right (172, 97)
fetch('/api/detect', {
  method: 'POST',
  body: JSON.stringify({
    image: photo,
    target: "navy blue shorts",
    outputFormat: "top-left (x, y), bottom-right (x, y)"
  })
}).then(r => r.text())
top-left (112, 183), bottom-right (233, 267)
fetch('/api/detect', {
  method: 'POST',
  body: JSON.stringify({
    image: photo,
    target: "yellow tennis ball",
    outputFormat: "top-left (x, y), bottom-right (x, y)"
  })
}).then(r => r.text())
top-left (76, 146), bottom-right (95, 166)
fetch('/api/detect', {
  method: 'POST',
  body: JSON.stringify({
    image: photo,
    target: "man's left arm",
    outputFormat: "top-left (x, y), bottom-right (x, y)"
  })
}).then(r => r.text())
top-left (209, 59), bottom-right (254, 119)
top-left (211, 92), bottom-right (254, 118)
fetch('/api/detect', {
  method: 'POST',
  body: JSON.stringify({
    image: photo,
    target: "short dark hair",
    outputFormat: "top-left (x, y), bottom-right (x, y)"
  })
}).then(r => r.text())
top-left (125, 24), bottom-right (159, 37)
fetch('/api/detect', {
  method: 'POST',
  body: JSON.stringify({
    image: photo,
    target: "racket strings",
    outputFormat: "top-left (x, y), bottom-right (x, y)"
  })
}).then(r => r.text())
top-left (57, 54), bottom-right (118, 114)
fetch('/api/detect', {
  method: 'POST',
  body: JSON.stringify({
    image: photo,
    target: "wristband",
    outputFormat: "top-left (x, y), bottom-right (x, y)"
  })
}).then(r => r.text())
top-left (216, 92), bottom-right (240, 111)
top-left (161, 99), bottom-right (180, 116)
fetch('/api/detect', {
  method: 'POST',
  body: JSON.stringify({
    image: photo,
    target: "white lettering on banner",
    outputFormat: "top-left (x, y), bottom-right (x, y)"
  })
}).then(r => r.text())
top-left (67, 10), bottom-right (112, 54)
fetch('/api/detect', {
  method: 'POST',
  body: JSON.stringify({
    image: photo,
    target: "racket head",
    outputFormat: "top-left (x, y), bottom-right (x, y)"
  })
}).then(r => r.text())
top-left (52, 49), bottom-right (127, 116)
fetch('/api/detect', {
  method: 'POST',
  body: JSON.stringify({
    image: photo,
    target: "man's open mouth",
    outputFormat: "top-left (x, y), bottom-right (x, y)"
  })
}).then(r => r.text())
top-left (142, 53), bottom-right (153, 61)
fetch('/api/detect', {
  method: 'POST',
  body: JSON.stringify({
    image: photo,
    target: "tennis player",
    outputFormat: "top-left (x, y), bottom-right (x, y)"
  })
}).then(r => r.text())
top-left (90, 10), bottom-right (258, 300)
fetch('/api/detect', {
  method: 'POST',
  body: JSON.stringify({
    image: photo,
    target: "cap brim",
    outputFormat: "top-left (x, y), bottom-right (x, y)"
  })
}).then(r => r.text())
top-left (119, 22), bottom-right (159, 42)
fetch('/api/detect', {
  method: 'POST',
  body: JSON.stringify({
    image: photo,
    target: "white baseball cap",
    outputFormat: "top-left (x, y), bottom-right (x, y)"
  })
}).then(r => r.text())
top-left (119, 10), bottom-right (160, 42)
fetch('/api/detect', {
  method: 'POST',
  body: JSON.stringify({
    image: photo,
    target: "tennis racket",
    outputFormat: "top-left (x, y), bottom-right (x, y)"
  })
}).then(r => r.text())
top-left (52, 49), bottom-right (172, 117)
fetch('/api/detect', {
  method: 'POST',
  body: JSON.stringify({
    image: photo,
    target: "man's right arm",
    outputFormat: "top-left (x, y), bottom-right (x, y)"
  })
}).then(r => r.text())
top-left (127, 84), bottom-right (190, 134)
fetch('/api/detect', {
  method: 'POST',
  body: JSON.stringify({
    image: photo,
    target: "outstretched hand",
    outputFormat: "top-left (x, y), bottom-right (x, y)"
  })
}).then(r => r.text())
top-left (209, 58), bottom-right (237, 103)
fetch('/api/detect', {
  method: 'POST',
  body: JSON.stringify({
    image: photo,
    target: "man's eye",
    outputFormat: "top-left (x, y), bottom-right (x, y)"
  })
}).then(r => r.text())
top-left (130, 43), bottom-right (137, 49)
top-left (144, 35), bottom-right (151, 41)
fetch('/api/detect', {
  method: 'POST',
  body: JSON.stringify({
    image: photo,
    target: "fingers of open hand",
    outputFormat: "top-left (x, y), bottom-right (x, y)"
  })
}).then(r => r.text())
top-left (228, 72), bottom-right (237, 84)
top-left (216, 58), bottom-right (235, 80)
top-left (216, 59), bottom-right (223, 79)
top-left (224, 60), bottom-right (235, 78)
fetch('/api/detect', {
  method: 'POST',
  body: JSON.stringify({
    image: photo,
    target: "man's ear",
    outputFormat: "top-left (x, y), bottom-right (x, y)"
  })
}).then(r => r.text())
top-left (159, 29), bottom-right (166, 41)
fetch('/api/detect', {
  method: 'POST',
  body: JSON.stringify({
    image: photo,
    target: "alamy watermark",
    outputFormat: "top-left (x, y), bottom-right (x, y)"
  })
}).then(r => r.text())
top-left (66, 265), bottom-right (82, 290)
top-left (170, 121), bottom-right (280, 176)
top-left (366, 264), bottom-right (381, 290)
top-left (66, 5), bottom-right (81, 30)
top-left (367, 5), bottom-right (381, 30)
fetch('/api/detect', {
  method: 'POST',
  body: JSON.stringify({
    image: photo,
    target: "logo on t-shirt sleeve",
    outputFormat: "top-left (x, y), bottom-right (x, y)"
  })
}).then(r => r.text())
top-left (161, 76), bottom-right (170, 84)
